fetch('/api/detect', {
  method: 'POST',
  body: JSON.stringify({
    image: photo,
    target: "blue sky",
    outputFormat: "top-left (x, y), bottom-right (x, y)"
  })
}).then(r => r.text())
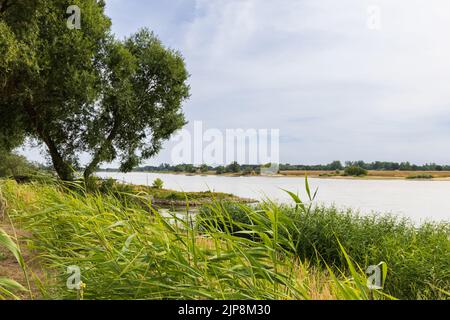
top-left (23, 0), bottom-right (450, 165)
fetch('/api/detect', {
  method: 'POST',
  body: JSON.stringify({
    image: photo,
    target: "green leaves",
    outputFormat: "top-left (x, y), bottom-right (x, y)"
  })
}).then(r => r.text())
top-left (0, 227), bottom-right (24, 269)
top-left (282, 175), bottom-right (318, 214)
top-left (0, 277), bottom-right (27, 300)
top-left (376, 261), bottom-right (388, 289)
top-left (0, 227), bottom-right (28, 299)
top-left (1, 2), bottom-right (189, 180)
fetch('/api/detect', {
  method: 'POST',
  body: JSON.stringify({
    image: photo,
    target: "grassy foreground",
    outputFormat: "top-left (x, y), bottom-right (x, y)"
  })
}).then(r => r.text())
top-left (0, 179), bottom-right (449, 300)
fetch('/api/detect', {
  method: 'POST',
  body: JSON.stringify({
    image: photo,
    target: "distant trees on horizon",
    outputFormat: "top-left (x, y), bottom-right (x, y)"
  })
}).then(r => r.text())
top-left (99, 160), bottom-right (450, 174)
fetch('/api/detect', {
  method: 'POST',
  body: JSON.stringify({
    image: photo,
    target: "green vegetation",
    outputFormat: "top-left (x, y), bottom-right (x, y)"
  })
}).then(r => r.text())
top-left (1, 0), bottom-right (448, 302)
top-left (281, 161), bottom-right (450, 171)
top-left (406, 174), bottom-right (434, 180)
top-left (1, 179), bottom-right (389, 300)
top-left (0, 227), bottom-right (28, 299)
top-left (344, 166), bottom-right (368, 177)
top-left (0, 178), bottom-right (448, 300)
top-left (200, 164), bottom-right (209, 173)
top-left (0, 1), bottom-right (190, 181)
top-left (0, 152), bottom-right (40, 178)
top-left (215, 166), bottom-right (225, 175)
top-left (91, 177), bottom-right (251, 207)
top-left (101, 160), bottom-right (450, 178)
top-left (199, 200), bottom-right (450, 299)
top-left (151, 178), bottom-right (164, 189)
top-left (226, 161), bottom-right (241, 173)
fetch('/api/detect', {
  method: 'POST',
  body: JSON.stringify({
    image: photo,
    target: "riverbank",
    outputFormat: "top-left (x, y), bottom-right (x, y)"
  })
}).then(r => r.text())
top-left (92, 177), bottom-right (256, 207)
top-left (99, 170), bottom-right (450, 181)
top-left (0, 178), bottom-right (449, 300)
top-left (96, 171), bottom-right (450, 221)
top-left (280, 170), bottom-right (450, 180)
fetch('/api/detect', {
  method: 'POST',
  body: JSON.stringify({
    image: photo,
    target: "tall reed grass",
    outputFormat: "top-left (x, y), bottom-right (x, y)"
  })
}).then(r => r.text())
top-left (199, 198), bottom-right (450, 299)
top-left (0, 179), bottom-right (387, 300)
top-left (0, 224), bottom-right (29, 299)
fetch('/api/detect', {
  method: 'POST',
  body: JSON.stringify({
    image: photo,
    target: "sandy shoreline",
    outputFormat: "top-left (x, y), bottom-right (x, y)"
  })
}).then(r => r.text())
top-left (99, 170), bottom-right (450, 181)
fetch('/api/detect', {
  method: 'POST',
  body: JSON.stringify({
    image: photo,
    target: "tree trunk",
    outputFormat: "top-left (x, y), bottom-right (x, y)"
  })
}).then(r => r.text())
top-left (44, 137), bottom-right (74, 181)
top-left (24, 103), bottom-right (74, 181)
top-left (83, 121), bottom-right (119, 181)
top-left (83, 158), bottom-right (99, 182)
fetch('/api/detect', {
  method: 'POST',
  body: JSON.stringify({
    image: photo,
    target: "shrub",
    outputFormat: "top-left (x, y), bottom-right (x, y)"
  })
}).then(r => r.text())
top-left (226, 161), bottom-right (240, 173)
top-left (0, 152), bottom-right (39, 178)
top-left (344, 166), bottom-right (368, 176)
top-left (215, 166), bottom-right (225, 174)
top-left (152, 178), bottom-right (164, 189)
top-left (406, 174), bottom-right (433, 180)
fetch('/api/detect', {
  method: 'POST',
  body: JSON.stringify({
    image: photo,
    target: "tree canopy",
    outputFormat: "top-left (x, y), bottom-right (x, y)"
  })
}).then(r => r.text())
top-left (0, 0), bottom-right (190, 180)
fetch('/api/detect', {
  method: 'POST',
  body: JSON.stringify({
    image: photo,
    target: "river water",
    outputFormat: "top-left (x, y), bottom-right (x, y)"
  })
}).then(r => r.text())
top-left (97, 172), bottom-right (450, 223)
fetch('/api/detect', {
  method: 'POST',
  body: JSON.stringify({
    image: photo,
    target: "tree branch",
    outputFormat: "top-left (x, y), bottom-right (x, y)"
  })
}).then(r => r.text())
top-left (83, 119), bottom-right (120, 180)
top-left (0, 0), bottom-right (11, 14)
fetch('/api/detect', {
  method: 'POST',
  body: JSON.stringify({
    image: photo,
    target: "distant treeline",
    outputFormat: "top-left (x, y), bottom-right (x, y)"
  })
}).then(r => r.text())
top-left (99, 160), bottom-right (450, 174)
top-left (281, 161), bottom-right (450, 171)
top-left (101, 162), bottom-right (261, 175)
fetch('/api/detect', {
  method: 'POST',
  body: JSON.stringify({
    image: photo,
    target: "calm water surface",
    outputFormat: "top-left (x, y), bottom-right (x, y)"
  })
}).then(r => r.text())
top-left (97, 172), bottom-right (450, 223)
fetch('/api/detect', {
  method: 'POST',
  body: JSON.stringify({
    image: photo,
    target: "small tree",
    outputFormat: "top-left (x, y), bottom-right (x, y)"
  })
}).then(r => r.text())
top-left (152, 178), bottom-right (164, 189)
top-left (215, 166), bottom-right (225, 175)
top-left (226, 161), bottom-right (240, 173)
top-left (329, 161), bottom-right (343, 170)
top-left (200, 164), bottom-right (209, 173)
top-left (184, 164), bottom-right (196, 173)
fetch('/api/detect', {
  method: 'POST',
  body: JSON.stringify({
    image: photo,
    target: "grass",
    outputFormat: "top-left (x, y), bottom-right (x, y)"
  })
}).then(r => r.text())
top-left (406, 174), bottom-right (434, 180)
top-left (0, 179), bottom-right (391, 300)
top-left (0, 226), bottom-right (29, 300)
top-left (198, 200), bottom-right (450, 300)
top-left (93, 177), bottom-right (253, 207)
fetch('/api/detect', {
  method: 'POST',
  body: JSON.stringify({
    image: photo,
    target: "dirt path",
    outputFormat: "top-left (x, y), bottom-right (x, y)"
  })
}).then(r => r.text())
top-left (0, 221), bottom-right (46, 300)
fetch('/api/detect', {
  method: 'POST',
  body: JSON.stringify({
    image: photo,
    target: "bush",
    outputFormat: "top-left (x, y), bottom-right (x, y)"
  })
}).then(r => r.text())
top-left (406, 174), bottom-right (433, 180)
top-left (344, 166), bottom-right (368, 176)
top-left (284, 206), bottom-right (450, 299)
top-left (215, 166), bottom-right (225, 174)
top-left (226, 161), bottom-right (240, 173)
top-left (0, 152), bottom-right (39, 178)
top-left (152, 178), bottom-right (164, 189)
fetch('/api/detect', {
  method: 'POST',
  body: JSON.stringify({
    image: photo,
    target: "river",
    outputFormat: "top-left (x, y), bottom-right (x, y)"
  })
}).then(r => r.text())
top-left (96, 172), bottom-right (450, 223)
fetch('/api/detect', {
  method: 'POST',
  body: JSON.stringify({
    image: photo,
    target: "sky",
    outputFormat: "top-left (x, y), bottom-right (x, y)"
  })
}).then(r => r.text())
top-left (22, 0), bottom-right (450, 165)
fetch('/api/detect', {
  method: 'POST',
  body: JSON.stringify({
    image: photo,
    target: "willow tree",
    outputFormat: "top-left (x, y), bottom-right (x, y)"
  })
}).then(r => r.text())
top-left (0, 0), bottom-right (190, 181)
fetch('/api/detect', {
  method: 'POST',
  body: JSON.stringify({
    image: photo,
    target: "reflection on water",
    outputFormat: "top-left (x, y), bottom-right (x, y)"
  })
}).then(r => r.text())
top-left (97, 172), bottom-right (450, 222)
